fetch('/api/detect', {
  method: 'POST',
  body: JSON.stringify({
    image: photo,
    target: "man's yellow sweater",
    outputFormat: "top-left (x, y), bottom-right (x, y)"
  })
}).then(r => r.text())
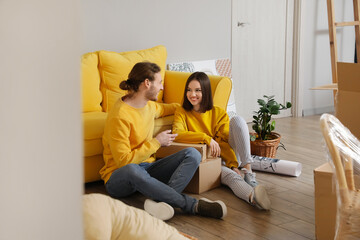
top-left (172, 106), bottom-right (238, 169)
top-left (100, 98), bottom-right (178, 183)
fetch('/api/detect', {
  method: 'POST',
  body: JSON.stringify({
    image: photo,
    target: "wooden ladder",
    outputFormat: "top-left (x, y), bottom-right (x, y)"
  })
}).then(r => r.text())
top-left (326, 0), bottom-right (360, 99)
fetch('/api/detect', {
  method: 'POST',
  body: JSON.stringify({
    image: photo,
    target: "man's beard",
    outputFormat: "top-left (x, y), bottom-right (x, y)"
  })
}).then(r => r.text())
top-left (145, 85), bottom-right (159, 101)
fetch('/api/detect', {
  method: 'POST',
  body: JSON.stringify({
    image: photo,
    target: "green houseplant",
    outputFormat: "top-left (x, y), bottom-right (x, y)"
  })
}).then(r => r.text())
top-left (250, 95), bottom-right (292, 157)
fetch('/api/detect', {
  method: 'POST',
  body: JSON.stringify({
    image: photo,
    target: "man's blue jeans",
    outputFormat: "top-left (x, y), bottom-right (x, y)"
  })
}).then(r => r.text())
top-left (105, 147), bottom-right (201, 213)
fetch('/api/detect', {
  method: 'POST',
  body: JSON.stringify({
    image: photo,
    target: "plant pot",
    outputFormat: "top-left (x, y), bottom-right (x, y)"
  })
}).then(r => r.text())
top-left (250, 132), bottom-right (281, 158)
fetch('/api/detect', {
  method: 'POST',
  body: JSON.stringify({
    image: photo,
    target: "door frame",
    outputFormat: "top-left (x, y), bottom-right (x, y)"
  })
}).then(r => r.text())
top-left (292, 0), bottom-right (303, 117)
top-left (231, 0), bottom-right (303, 118)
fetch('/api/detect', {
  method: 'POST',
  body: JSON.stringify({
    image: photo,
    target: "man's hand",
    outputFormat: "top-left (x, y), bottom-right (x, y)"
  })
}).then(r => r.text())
top-left (209, 138), bottom-right (221, 157)
top-left (155, 130), bottom-right (178, 147)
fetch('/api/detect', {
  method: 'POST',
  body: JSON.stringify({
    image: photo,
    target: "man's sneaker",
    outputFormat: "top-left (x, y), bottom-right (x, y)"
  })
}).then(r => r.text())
top-left (242, 169), bottom-right (258, 187)
top-left (252, 185), bottom-right (271, 210)
top-left (144, 199), bottom-right (174, 221)
top-left (196, 198), bottom-right (227, 219)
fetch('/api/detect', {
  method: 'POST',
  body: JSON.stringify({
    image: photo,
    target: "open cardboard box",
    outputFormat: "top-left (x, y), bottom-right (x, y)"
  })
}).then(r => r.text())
top-left (311, 63), bottom-right (360, 239)
top-left (156, 142), bottom-right (221, 194)
top-left (313, 63), bottom-right (360, 239)
top-left (312, 62), bottom-right (360, 139)
top-left (336, 62), bottom-right (360, 139)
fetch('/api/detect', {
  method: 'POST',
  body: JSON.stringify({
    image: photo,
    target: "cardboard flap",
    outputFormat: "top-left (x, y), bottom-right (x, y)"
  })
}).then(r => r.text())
top-left (336, 62), bottom-right (360, 139)
top-left (337, 62), bottom-right (360, 91)
top-left (310, 83), bottom-right (338, 90)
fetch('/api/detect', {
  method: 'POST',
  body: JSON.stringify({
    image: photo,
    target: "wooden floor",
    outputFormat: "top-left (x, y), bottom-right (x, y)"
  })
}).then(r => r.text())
top-left (85, 114), bottom-right (328, 240)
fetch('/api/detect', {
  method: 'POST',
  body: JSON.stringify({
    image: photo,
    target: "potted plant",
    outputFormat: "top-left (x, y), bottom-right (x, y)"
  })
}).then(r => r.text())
top-left (250, 95), bottom-right (292, 158)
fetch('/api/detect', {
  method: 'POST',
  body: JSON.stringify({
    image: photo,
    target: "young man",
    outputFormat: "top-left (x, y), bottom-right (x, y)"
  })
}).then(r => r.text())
top-left (100, 62), bottom-right (227, 220)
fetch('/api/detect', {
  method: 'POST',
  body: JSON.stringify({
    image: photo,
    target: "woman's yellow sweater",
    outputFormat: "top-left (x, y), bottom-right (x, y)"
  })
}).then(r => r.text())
top-left (172, 106), bottom-right (238, 169)
top-left (100, 98), bottom-right (178, 183)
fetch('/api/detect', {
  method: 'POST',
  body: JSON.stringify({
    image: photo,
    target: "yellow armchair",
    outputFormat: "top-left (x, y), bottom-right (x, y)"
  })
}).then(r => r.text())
top-left (82, 45), bottom-right (232, 183)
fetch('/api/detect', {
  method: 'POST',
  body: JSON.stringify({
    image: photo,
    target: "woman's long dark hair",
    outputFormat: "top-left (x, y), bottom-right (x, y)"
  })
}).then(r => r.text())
top-left (182, 72), bottom-right (213, 113)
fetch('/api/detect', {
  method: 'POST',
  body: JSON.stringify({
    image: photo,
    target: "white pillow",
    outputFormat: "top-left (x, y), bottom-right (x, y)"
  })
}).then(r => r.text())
top-left (191, 60), bottom-right (219, 76)
top-left (215, 58), bottom-right (237, 117)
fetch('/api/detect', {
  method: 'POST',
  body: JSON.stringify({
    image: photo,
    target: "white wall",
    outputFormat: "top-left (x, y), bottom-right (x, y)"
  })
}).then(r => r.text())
top-left (81, 0), bottom-right (231, 63)
top-left (0, 1), bottom-right (83, 239)
top-left (300, 0), bottom-right (355, 116)
top-left (82, 0), bottom-right (357, 117)
top-left (81, 1), bottom-right (357, 117)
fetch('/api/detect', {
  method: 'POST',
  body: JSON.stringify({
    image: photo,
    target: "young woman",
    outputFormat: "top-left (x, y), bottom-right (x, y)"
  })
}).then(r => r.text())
top-left (172, 72), bottom-right (271, 210)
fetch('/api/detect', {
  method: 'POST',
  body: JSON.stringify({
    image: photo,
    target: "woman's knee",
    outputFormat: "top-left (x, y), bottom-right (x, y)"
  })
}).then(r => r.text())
top-left (221, 166), bottom-right (243, 187)
top-left (230, 115), bottom-right (247, 128)
top-left (221, 166), bottom-right (235, 184)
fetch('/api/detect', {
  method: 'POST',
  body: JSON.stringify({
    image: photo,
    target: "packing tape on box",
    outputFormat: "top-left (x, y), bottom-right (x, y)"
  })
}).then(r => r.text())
top-left (250, 155), bottom-right (302, 177)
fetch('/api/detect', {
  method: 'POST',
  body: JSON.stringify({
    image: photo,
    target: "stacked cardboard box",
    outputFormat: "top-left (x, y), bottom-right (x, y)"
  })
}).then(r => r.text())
top-left (157, 142), bottom-right (221, 194)
top-left (156, 142), bottom-right (207, 161)
top-left (184, 157), bottom-right (221, 194)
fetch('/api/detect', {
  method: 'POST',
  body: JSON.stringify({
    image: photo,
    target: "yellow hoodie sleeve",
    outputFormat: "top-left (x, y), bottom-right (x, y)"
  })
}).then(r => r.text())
top-left (108, 117), bottom-right (161, 168)
top-left (172, 108), bottom-right (212, 145)
top-left (214, 108), bottom-right (230, 142)
top-left (154, 102), bottom-right (180, 119)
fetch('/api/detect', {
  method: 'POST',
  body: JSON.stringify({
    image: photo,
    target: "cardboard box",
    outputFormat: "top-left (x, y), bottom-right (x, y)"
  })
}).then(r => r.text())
top-left (336, 62), bottom-right (360, 139)
top-left (156, 142), bottom-right (217, 161)
top-left (314, 162), bottom-right (337, 240)
top-left (156, 142), bottom-right (222, 194)
top-left (185, 157), bottom-right (221, 194)
top-left (313, 63), bottom-right (360, 239)
top-left (156, 142), bottom-right (207, 161)
top-left (311, 63), bottom-right (360, 139)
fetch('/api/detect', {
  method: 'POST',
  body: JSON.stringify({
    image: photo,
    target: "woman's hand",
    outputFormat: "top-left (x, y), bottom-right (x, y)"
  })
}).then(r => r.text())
top-left (232, 167), bottom-right (242, 176)
top-left (209, 139), bottom-right (221, 157)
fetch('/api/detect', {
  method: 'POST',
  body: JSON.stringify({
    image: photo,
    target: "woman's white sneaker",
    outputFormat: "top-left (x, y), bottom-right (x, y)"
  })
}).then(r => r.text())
top-left (252, 185), bottom-right (271, 210)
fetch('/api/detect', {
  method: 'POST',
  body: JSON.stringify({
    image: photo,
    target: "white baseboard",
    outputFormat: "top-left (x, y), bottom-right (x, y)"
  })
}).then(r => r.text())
top-left (302, 106), bottom-right (335, 116)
